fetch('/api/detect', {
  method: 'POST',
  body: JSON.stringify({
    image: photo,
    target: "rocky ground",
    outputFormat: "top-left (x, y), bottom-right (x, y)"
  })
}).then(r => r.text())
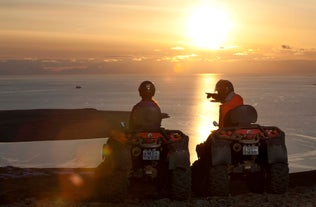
top-left (0, 167), bottom-right (315, 207)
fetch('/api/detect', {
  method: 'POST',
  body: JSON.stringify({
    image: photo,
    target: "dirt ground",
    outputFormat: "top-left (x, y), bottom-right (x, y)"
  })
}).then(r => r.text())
top-left (0, 167), bottom-right (315, 207)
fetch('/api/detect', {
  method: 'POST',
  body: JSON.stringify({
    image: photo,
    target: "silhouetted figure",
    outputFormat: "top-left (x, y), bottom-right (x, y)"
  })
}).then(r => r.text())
top-left (207, 80), bottom-right (244, 127)
top-left (129, 80), bottom-right (162, 131)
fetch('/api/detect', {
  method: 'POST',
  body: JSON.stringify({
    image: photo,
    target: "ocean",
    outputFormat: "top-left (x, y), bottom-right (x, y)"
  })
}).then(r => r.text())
top-left (0, 73), bottom-right (315, 173)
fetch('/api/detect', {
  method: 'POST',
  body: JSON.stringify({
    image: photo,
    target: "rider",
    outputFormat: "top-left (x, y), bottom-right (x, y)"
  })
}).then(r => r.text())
top-left (208, 79), bottom-right (244, 128)
top-left (129, 80), bottom-right (162, 131)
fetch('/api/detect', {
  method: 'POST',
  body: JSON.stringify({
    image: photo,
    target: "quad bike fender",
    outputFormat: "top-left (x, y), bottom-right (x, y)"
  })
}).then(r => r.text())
top-left (167, 131), bottom-right (190, 170)
top-left (266, 129), bottom-right (288, 164)
top-left (267, 144), bottom-right (288, 164)
top-left (211, 138), bottom-right (231, 166)
top-left (168, 149), bottom-right (190, 170)
top-left (96, 137), bottom-right (132, 179)
top-left (104, 137), bottom-right (132, 171)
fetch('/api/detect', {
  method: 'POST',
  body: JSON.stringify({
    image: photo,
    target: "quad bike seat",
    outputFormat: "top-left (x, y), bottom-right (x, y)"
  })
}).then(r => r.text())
top-left (223, 105), bottom-right (258, 127)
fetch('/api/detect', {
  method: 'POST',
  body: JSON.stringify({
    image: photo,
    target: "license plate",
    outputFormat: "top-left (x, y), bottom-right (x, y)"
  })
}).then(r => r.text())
top-left (242, 145), bottom-right (259, 155)
top-left (143, 149), bottom-right (160, 160)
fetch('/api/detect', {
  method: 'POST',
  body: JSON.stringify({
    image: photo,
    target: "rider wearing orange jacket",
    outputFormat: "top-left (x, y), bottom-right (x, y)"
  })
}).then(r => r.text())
top-left (209, 80), bottom-right (244, 128)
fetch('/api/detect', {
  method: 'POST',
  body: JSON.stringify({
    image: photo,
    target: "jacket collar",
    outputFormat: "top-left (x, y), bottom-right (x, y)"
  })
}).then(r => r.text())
top-left (224, 91), bottom-right (236, 103)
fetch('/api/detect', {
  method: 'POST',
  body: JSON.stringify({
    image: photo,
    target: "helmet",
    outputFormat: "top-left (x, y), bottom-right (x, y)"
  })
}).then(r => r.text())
top-left (215, 79), bottom-right (234, 102)
top-left (138, 80), bottom-right (156, 99)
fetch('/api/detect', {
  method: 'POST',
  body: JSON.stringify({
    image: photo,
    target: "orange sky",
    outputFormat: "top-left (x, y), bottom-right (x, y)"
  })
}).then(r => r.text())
top-left (0, 0), bottom-right (315, 74)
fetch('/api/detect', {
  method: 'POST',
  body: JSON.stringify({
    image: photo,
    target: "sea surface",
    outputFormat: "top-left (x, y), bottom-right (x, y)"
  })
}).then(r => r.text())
top-left (0, 73), bottom-right (315, 173)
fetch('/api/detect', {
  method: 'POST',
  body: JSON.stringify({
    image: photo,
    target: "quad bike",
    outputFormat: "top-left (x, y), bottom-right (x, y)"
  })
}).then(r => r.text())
top-left (95, 114), bottom-right (191, 201)
top-left (191, 105), bottom-right (289, 196)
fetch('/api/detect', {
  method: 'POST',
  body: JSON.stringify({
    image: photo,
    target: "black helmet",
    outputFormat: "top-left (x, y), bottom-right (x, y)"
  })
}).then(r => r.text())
top-left (138, 80), bottom-right (156, 99)
top-left (215, 79), bottom-right (234, 102)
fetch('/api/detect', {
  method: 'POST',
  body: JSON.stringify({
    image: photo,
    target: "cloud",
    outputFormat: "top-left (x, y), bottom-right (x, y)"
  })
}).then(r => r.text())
top-left (233, 52), bottom-right (248, 56)
top-left (1, 50), bottom-right (316, 75)
top-left (159, 54), bottom-right (198, 62)
top-left (103, 58), bottom-right (122, 63)
top-left (132, 57), bottom-right (147, 62)
top-left (43, 65), bottom-right (88, 72)
top-left (171, 46), bottom-right (185, 50)
top-left (281, 45), bottom-right (292, 50)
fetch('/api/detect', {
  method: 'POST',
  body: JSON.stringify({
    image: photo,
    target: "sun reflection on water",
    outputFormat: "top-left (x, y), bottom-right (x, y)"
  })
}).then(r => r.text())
top-left (189, 74), bottom-right (220, 163)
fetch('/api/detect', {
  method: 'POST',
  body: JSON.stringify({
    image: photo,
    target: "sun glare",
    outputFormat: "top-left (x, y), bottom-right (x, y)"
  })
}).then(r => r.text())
top-left (187, 4), bottom-right (233, 49)
top-left (190, 74), bottom-right (219, 163)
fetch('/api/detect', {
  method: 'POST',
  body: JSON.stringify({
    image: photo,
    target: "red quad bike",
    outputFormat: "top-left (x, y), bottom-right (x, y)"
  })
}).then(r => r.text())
top-left (95, 114), bottom-right (191, 201)
top-left (191, 105), bottom-right (289, 196)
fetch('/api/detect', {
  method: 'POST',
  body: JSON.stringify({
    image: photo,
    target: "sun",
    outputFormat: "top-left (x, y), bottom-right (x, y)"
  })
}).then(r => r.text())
top-left (186, 4), bottom-right (233, 49)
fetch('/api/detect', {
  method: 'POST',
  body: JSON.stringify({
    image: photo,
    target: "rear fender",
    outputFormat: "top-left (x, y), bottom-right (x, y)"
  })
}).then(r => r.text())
top-left (168, 149), bottom-right (190, 170)
top-left (267, 144), bottom-right (288, 164)
top-left (167, 131), bottom-right (190, 170)
top-left (264, 127), bottom-right (288, 164)
top-left (211, 138), bottom-right (231, 166)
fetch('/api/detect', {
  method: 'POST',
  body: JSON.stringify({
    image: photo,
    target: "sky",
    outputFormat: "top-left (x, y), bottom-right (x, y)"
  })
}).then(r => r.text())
top-left (0, 0), bottom-right (316, 74)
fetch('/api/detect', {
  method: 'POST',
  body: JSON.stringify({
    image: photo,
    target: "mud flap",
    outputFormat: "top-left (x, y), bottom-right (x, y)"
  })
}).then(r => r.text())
top-left (166, 131), bottom-right (190, 170)
top-left (168, 150), bottom-right (190, 170)
top-left (267, 144), bottom-right (288, 164)
top-left (266, 129), bottom-right (288, 164)
top-left (97, 137), bottom-right (132, 177)
top-left (211, 139), bottom-right (231, 166)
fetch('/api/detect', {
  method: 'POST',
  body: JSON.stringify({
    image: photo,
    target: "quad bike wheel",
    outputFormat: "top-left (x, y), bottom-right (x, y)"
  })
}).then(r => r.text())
top-left (94, 138), bottom-right (131, 201)
top-left (208, 165), bottom-right (230, 196)
top-left (266, 163), bottom-right (289, 194)
top-left (170, 167), bottom-right (191, 200)
top-left (191, 160), bottom-right (209, 196)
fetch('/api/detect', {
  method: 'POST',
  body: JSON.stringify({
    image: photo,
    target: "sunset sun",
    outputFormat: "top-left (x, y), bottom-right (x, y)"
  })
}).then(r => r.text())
top-left (187, 4), bottom-right (233, 49)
